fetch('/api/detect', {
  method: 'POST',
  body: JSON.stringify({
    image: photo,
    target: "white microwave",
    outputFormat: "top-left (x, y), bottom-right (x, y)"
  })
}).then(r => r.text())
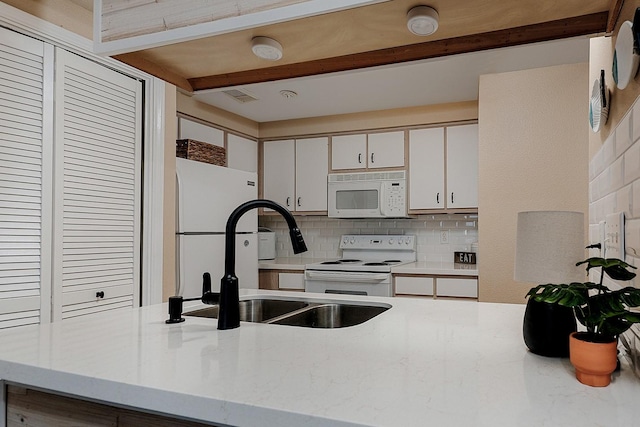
top-left (328, 171), bottom-right (407, 218)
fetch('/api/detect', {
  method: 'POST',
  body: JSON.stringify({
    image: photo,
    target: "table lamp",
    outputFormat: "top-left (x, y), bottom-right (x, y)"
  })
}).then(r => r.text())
top-left (515, 211), bottom-right (585, 357)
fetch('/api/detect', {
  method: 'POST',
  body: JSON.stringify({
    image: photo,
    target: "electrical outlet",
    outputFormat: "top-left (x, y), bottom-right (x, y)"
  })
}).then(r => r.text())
top-left (605, 212), bottom-right (625, 259)
top-left (440, 230), bottom-right (449, 244)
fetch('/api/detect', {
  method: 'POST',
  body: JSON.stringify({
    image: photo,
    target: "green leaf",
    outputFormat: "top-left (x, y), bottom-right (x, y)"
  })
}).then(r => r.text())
top-left (576, 258), bottom-right (637, 281)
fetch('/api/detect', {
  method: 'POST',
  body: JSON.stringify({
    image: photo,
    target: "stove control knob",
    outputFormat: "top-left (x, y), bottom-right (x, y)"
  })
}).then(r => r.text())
top-left (343, 237), bottom-right (348, 245)
top-left (405, 238), bottom-right (411, 245)
top-left (350, 237), bottom-right (355, 245)
top-left (388, 238), bottom-right (394, 245)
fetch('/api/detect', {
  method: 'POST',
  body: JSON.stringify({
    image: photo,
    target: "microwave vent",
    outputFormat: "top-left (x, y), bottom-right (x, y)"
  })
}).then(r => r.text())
top-left (328, 171), bottom-right (406, 182)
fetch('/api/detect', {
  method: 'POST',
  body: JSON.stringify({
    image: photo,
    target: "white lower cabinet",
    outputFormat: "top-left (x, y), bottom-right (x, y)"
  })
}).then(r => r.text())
top-left (436, 277), bottom-right (478, 298)
top-left (394, 276), bottom-right (434, 296)
top-left (278, 272), bottom-right (305, 290)
top-left (394, 276), bottom-right (477, 299)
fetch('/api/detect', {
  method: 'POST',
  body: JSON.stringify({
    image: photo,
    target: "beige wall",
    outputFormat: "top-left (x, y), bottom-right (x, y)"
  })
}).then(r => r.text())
top-left (478, 63), bottom-right (589, 304)
top-left (259, 101), bottom-right (478, 138)
top-left (177, 92), bottom-right (260, 138)
top-left (163, 86), bottom-right (178, 300)
top-left (2, 0), bottom-right (92, 39)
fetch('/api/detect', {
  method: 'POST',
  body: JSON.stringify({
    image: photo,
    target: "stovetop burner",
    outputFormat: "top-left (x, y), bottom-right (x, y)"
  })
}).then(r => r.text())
top-left (363, 262), bottom-right (389, 266)
top-left (321, 259), bottom-right (363, 265)
top-left (384, 259), bottom-right (401, 264)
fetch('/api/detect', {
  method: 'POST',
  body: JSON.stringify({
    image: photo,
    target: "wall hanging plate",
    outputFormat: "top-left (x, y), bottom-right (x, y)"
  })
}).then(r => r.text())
top-left (613, 21), bottom-right (639, 90)
top-left (589, 70), bottom-right (609, 133)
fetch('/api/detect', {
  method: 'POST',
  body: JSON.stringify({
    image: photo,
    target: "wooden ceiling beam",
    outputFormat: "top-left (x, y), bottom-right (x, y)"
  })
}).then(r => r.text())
top-left (606, 0), bottom-right (625, 33)
top-left (114, 53), bottom-right (194, 92)
top-left (188, 11), bottom-right (608, 91)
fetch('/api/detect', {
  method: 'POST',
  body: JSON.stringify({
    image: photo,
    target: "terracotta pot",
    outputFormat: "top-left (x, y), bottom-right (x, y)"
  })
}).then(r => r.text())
top-left (569, 332), bottom-right (618, 387)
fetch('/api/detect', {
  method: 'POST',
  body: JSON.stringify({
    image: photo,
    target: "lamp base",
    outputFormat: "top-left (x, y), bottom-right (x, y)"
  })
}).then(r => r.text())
top-left (523, 298), bottom-right (576, 357)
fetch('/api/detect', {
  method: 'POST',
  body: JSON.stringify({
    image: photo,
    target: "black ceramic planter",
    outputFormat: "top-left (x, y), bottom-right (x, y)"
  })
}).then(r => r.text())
top-left (523, 298), bottom-right (577, 357)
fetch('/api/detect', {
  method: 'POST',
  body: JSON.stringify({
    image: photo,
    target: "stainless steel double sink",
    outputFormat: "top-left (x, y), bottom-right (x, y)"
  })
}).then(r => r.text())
top-left (183, 297), bottom-right (391, 328)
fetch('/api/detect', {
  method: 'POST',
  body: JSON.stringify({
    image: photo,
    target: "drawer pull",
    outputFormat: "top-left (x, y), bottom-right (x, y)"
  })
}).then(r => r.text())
top-left (96, 291), bottom-right (105, 299)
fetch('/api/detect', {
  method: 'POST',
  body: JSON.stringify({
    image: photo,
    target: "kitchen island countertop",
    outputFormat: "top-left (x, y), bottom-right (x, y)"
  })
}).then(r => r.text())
top-left (0, 290), bottom-right (636, 426)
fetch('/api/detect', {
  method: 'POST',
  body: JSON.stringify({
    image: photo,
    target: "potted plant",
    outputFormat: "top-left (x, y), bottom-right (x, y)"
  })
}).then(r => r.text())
top-left (526, 257), bottom-right (640, 387)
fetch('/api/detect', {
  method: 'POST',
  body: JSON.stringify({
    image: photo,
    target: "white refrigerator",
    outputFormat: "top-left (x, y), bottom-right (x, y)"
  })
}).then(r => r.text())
top-left (175, 158), bottom-right (258, 298)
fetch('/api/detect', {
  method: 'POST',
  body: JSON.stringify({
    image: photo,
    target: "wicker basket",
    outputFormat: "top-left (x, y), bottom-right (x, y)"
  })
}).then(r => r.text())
top-left (176, 139), bottom-right (226, 166)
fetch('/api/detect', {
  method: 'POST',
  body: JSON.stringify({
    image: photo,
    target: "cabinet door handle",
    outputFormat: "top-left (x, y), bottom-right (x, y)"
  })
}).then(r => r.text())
top-left (436, 192), bottom-right (440, 204)
top-left (286, 197), bottom-right (291, 207)
top-left (358, 153), bottom-right (362, 164)
top-left (96, 291), bottom-right (105, 299)
top-left (297, 197), bottom-right (301, 207)
top-left (451, 193), bottom-right (454, 204)
top-left (371, 152), bottom-right (374, 163)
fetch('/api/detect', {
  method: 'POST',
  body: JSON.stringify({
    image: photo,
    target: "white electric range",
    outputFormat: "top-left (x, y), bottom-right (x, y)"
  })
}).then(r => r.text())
top-left (304, 234), bottom-right (416, 297)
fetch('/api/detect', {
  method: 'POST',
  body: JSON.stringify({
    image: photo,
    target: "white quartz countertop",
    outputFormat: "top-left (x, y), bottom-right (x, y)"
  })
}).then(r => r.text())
top-left (0, 290), bottom-right (636, 426)
top-left (259, 258), bottom-right (479, 276)
top-left (258, 257), bottom-right (323, 270)
top-left (391, 261), bottom-right (478, 276)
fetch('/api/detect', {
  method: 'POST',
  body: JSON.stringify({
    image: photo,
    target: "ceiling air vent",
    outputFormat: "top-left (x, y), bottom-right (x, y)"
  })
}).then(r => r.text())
top-left (222, 89), bottom-right (258, 103)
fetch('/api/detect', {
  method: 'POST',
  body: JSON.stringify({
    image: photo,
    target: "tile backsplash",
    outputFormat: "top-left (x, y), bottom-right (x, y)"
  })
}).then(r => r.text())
top-left (589, 94), bottom-right (640, 290)
top-left (259, 214), bottom-right (478, 262)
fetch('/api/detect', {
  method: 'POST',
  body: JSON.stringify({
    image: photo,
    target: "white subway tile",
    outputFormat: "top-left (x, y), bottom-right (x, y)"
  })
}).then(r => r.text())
top-left (625, 219), bottom-right (640, 260)
top-left (616, 113), bottom-right (633, 157)
top-left (633, 96), bottom-right (640, 143)
top-left (624, 140), bottom-right (640, 185)
top-left (632, 181), bottom-right (640, 218)
top-left (610, 156), bottom-right (625, 192)
top-left (603, 131), bottom-right (617, 168)
top-left (617, 184), bottom-right (632, 218)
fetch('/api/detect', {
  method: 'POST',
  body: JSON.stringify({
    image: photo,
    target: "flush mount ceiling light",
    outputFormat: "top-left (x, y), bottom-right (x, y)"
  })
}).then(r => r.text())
top-left (251, 36), bottom-right (283, 61)
top-left (406, 5), bottom-right (439, 36)
top-left (279, 90), bottom-right (297, 99)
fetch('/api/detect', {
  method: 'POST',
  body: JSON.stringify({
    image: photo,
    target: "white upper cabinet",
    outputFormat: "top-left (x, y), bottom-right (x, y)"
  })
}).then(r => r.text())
top-left (227, 134), bottom-right (257, 173)
top-left (178, 118), bottom-right (224, 147)
top-left (263, 140), bottom-right (295, 210)
top-left (367, 131), bottom-right (405, 169)
top-left (295, 137), bottom-right (328, 211)
top-left (331, 134), bottom-right (366, 170)
top-left (263, 138), bottom-right (328, 213)
top-left (446, 124), bottom-right (478, 209)
top-left (332, 132), bottom-right (405, 170)
top-left (409, 128), bottom-right (445, 210)
top-left (408, 124), bottom-right (478, 211)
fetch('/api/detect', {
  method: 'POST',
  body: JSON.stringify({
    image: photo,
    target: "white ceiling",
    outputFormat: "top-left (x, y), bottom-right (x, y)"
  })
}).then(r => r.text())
top-left (192, 36), bottom-right (591, 123)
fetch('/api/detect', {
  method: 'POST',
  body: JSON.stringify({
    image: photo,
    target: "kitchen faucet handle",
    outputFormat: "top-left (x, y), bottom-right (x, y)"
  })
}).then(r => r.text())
top-left (201, 272), bottom-right (220, 305)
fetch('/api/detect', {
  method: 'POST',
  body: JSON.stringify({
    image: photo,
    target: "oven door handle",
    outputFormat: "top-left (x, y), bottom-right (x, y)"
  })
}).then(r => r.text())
top-left (305, 271), bottom-right (389, 282)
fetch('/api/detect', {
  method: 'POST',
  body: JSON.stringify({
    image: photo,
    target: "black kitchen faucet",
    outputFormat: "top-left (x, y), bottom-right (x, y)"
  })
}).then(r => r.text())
top-left (217, 199), bottom-right (307, 330)
top-left (166, 199), bottom-right (306, 327)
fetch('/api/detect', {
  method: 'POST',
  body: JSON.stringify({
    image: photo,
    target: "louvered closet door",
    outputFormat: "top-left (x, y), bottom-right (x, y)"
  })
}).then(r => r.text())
top-left (0, 28), bottom-right (53, 328)
top-left (53, 49), bottom-right (142, 320)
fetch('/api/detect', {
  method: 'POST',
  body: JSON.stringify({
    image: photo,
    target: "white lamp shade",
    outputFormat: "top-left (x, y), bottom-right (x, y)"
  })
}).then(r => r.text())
top-left (515, 211), bottom-right (585, 284)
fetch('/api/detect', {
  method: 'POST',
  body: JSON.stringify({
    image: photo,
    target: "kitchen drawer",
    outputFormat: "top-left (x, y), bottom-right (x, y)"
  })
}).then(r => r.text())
top-left (279, 272), bottom-right (305, 290)
top-left (61, 284), bottom-right (134, 319)
top-left (436, 277), bottom-right (478, 298)
top-left (394, 276), bottom-right (434, 296)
